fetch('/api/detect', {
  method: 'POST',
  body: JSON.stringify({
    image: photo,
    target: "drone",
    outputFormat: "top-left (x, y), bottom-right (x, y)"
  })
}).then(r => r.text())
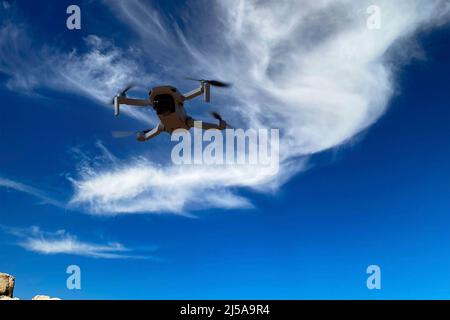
top-left (111, 79), bottom-right (232, 142)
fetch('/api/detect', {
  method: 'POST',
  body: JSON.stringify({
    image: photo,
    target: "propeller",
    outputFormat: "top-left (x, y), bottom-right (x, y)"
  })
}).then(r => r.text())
top-left (211, 112), bottom-right (233, 129)
top-left (109, 83), bottom-right (136, 105)
top-left (186, 78), bottom-right (231, 88)
top-left (211, 111), bottom-right (224, 122)
top-left (111, 131), bottom-right (136, 138)
top-left (119, 83), bottom-right (135, 95)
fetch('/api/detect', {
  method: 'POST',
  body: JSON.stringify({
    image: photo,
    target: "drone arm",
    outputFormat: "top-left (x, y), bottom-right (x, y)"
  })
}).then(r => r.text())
top-left (183, 86), bottom-right (204, 101)
top-left (197, 122), bottom-right (223, 130)
top-left (114, 96), bottom-right (151, 116)
top-left (187, 118), bottom-right (226, 130)
top-left (183, 83), bottom-right (210, 103)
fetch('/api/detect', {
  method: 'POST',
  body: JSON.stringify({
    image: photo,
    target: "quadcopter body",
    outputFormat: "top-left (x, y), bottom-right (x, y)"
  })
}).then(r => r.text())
top-left (112, 80), bottom-right (230, 141)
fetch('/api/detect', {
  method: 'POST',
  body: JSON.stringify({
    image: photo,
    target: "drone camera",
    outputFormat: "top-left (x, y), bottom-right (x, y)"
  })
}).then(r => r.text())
top-left (154, 94), bottom-right (176, 115)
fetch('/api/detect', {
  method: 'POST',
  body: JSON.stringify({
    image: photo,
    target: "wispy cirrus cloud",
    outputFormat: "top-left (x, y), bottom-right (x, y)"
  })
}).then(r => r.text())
top-left (1, 1), bottom-right (450, 215)
top-left (68, 0), bottom-right (450, 214)
top-left (0, 177), bottom-right (64, 208)
top-left (0, 10), bottom-right (153, 123)
top-left (54, 35), bottom-right (155, 124)
top-left (68, 144), bottom-right (295, 215)
top-left (0, 225), bottom-right (154, 259)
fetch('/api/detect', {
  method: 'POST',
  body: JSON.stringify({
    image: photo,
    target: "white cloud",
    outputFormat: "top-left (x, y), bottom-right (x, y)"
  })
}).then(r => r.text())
top-left (53, 35), bottom-right (155, 123)
top-left (1, 225), bottom-right (153, 259)
top-left (0, 21), bottom-right (153, 123)
top-left (69, 145), bottom-right (300, 215)
top-left (0, 177), bottom-right (64, 208)
top-left (66, 0), bottom-right (450, 215)
top-left (0, 23), bottom-right (42, 91)
top-left (1, 1), bottom-right (450, 214)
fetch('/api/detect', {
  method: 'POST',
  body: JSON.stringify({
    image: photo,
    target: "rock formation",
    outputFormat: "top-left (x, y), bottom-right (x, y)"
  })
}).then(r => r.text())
top-left (0, 273), bottom-right (15, 298)
top-left (0, 272), bottom-right (61, 300)
top-left (32, 295), bottom-right (61, 300)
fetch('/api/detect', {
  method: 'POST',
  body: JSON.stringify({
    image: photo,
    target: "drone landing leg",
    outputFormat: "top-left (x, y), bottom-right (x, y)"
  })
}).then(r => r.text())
top-left (137, 124), bottom-right (164, 142)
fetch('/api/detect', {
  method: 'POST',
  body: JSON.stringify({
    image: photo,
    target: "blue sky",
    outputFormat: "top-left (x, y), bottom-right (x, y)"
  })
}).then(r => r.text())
top-left (0, 0), bottom-right (450, 299)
